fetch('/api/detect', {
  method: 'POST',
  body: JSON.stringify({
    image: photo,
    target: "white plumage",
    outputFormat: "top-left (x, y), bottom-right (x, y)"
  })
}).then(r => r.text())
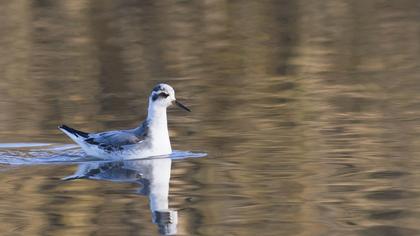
top-left (59, 83), bottom-right (190, 159)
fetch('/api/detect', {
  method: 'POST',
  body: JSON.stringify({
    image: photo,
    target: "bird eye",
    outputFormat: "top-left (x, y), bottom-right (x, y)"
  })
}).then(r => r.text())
top-left (159, 92), bottom-right (169, 98)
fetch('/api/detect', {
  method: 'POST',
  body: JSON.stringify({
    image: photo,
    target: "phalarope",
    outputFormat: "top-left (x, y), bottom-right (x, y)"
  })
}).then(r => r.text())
top-left (59, 83), bottom-right (190, 159)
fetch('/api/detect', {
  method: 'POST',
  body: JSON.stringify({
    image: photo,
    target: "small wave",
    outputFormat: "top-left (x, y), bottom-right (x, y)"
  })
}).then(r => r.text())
top-left (170, 150), bottom-right (207, 160)
top-left (0, 143), bottom-right (207, 165)
top-left (0, 143), bottom-right (53, 148)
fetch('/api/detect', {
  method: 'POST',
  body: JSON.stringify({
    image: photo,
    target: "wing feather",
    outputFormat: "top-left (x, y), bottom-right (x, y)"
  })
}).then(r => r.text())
top-left (84, 121), bottom-right (148, 148)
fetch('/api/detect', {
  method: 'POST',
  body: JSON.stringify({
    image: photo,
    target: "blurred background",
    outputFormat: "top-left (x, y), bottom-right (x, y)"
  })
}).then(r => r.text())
top-left (0, 0), bottom-right (420, 235)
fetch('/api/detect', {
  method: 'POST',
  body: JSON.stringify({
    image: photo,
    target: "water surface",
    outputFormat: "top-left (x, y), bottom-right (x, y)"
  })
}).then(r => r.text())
top-left (1, 1), bottom-right (420, 236)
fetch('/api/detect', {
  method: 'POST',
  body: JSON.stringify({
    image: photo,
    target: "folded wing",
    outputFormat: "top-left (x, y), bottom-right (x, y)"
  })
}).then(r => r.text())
top-left (85, 130), bottom-right (142, 146)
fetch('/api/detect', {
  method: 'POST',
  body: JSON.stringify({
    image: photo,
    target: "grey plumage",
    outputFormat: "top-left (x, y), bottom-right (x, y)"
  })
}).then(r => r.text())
top-left (59, 83), bottom-right (189, 159)
top-left (61, 120), bottom-right (149, 150)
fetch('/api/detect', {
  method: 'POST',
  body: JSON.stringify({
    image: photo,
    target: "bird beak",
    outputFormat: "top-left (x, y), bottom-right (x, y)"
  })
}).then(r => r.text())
top-left (175, 100), bottom-right (191, 112)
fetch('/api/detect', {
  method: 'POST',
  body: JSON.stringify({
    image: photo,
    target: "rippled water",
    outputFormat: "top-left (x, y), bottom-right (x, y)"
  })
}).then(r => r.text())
top-left (1, 1), bottom-right (420, 236)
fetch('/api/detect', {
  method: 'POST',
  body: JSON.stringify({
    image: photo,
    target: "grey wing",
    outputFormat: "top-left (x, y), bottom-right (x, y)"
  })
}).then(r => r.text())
top-left (83, 121), bottom-right (148, 149)
top-left (84, 130), bottom-right (143, 148)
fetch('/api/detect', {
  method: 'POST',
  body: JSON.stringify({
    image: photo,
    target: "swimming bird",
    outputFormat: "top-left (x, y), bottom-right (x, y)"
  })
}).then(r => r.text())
top-left (59, 83), bottom-right (191, 159)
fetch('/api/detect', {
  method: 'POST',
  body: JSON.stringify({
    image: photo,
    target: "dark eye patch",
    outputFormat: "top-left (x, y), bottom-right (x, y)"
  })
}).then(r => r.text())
top-left (152, 92), bottom-right (169, 101)
top-left (159, 92), bottom-right (169, 98)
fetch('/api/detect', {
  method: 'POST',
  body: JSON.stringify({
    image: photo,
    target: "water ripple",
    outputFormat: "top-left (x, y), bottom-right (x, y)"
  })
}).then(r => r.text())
top-left (0, 143), bottom-right (206, 165)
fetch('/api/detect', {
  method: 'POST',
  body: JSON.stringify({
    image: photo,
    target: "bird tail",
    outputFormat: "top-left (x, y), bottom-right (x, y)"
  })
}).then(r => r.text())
top-left (58, 125), bottom-right (89, 138)
top-left (58, 124), bottom-right (90, 139)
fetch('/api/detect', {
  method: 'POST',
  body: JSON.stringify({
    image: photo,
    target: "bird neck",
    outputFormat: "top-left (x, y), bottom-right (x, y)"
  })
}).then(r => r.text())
top-left (146, 103), bottom-right (171, 153)
top-left (147, 104), bottom-right (168, 128)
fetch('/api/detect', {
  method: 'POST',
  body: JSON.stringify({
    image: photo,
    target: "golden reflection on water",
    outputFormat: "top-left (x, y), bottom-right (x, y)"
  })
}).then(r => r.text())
top-left (1, 0), bottom-right (420, 235)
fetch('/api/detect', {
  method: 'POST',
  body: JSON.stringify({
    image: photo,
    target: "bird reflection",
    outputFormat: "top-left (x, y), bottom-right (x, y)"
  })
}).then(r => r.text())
top-left (64, 157), bottom-right (177, 235)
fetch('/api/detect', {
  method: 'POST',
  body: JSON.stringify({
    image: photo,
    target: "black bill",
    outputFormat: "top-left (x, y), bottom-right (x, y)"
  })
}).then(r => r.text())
top-left (175, 100), bottom-right (191, 112)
